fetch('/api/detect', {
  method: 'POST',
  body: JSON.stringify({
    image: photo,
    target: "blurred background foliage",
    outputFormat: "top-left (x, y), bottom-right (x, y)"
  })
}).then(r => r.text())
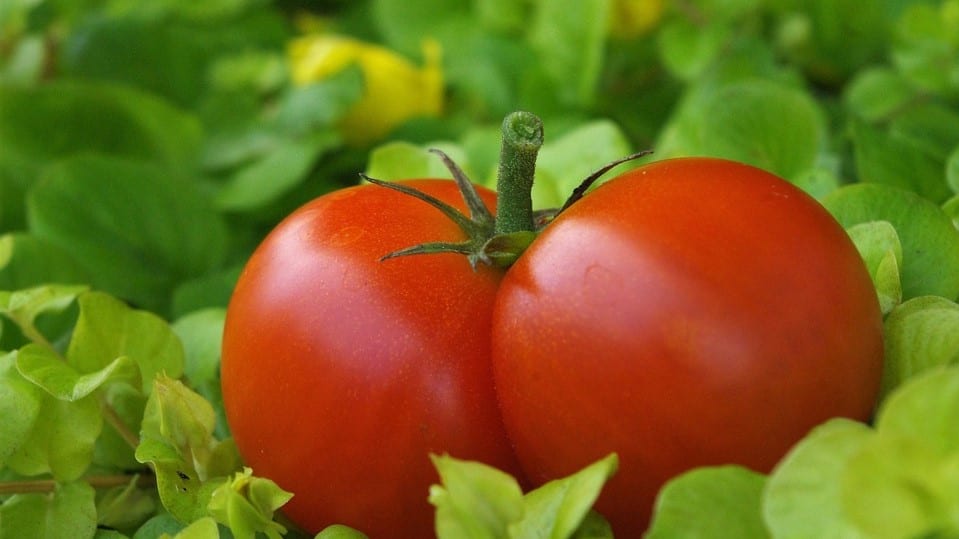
top-left (1, 0), bottom-right (958, 325)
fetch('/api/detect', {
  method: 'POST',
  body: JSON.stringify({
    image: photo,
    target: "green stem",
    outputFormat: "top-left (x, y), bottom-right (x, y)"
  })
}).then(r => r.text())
top-left (494, 111), bottom-right (544, 235)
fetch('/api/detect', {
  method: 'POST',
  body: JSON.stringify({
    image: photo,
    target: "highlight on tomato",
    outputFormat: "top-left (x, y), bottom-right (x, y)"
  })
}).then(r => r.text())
top-left (220, 111), bottom-right (884, 537)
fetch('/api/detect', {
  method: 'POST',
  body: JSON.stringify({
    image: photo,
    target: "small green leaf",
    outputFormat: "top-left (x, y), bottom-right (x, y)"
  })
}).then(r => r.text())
top-left (365, 141), bottom-right (471, 182)
top-left (852, 120), bottom-right (953, 203)
top-left (845, 221), bottom-right (903, 314)
top-left (68, 291), bottom-right (184, 394)
top-left (94, 383), bottom-right (148, 470)
top-left (646, 466), bottom-right (769, 539)
top-left (948, 145), bottom-right (959, 195)
top-left (172, 308), bottom-right (225, 392)
top-left (762, 418), bottom-right (875, 539)
top-left (158, 517), bottom-right (219, 539)
top-left (882, 296), bottom-right (959, 396)
top-left (429, 453), bottom-right (525, 539)
top-left (876, 365), bottom-right (959, 454)
top-left (5, 390), bottom-right (102, 481)
top-left (0, 481), bottom-right (97, 539)
top-left (0, 233), bottom-right (90, 291)
top-left (823, 183), bottom-right (959, 301)
top-left (214, 132), bottom-right (340, 212)
top-left (27, 155), bottom-right (228, 314)
top-left (207, 467), bottom-right (292, 539)
top-left (509, 453), bottom-right (617, 539)
top-left (96, 475), bottom-right (157, 533)
top-left (0, 284), bottom-right (87, 344)
top-left (16, 344), bottom-right (139, 402)
top-left (133, 513), bottom-right (186, 538)
top-left (0, 351), bottom-right (42, 468)
top-left (844, 67), bottom-right (919, 122)
top-left (840, 434), bottom-right (959, 539)
top-left (135, 375), bottom-right (240, 522)
top-left (275, 66), bottom-right (364, 134)
top-left (657, 19), bottom-right (731, 80)
top-left (315, 524), bottom-right (370, 539)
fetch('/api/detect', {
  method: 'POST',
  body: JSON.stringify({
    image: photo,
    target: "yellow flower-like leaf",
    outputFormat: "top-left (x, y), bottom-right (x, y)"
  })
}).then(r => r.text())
top-left (288, 34), bottom-right (443, 145)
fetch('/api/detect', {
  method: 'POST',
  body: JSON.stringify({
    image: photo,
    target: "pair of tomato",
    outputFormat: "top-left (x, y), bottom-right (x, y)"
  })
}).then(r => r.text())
top-left (221, 157), bottom-right (883, 537)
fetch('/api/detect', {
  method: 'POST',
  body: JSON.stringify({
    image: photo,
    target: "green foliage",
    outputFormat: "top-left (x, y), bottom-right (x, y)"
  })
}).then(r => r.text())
top-left (2, 0), bottom-right (959, 537)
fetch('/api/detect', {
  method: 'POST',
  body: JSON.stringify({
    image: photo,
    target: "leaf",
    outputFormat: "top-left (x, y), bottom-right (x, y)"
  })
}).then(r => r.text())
top-left (133, 513), bottom-right (186, 539)
top-left (528, 0), bottom-right (609, 107)
top-left (840, 434), bottom-right (959, 539)
top-left (533, 121), bottom-right (634, 209)
top-left (429, 453), bottom-right (525, 539)
top-left (171, 308), bottom-right (225, 391)
top-left (159, 517), bottom-right (220, 539)
top-left (0, 284), bottom-right (87, 344)
top-left (762, 418), bottom-right (874, 539)
top-left (68, 291), bottom-right (185, 394)
top-left (508, 453), bottom-right (618, 539)
top-left (0, 81), bottom-right (202, 175)
top-left (27, 155), bottom-right (229, 314)
top-left (207, 467), bottom-right (293, 539)
top-left (882, 296), bottom-right (959, 397)
top-left (96, 475), bottom-right (158, 533)
top-left (845, 221), bottom-right (903, 314)
top-left (852, 119), bottom-right (954, 203)
top-left (16, 344), bottom-right (140, 401)
top-left (0, 233), bottom-right (90, 291)
top-left (0, 351), bottom-right (42, 468)
top-left (135, 375), bottom-right (240, 522)
top-left (645, 466), bottom-right (769, 539)
top-left (822, 183), bottom-right (959, 301)
top-left (214, 132), bottom-right (340, 212)
top-left (0, 481), bottom-right (97, 539)
top-left (656, 18), bottom-right (732, 80)
top-left (365, 141), bottom-right (471, 182)
top-left (94, 383), bottom-right (149, 470)
top-left (843, 67), bottom-right (919, 122)
top-left (876, 365), bottom-right (959, 454)
top-left (274, 66), bottom-right (364, 135)
top-left (315, 525), bottom-right (370, 539)
top-left (658, 80), bottom-right (825, 182)
top-left (5, 389), bottom-right (102, 481)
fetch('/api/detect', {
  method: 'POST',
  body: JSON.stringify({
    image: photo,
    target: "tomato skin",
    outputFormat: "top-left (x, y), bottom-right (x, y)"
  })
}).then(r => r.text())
top-left (491, 158), bottom-right (884, 535)
top-left (221, 180), bottom-right (521, 538)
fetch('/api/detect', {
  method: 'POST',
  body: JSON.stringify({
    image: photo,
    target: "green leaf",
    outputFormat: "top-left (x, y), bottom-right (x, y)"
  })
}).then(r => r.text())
top-left (852, 120), bottom-right (953, 203)
top-left (315, 525), bottom-right (370, 539)
top-left (0, 81), bottom-right (202, 175)
top-left (845, 221), bottom-right (903, 314)
top-left (840, 434), bottom-right (959, 539)
top-left (657, 18), bottom-right (732, 81)
top-left (844, 67), bottom-right (919, 122)
top-left (5, 390), bottom-right (102, 481)
top-left (762, 418), bottom-right (875, 539)
top-left (646, 466), bottom-right (769, 539)
top-left (214, 132), bottom-right (340, 212)
top-left (96, 475), bottom-right (158, 533)
top-left (822, 183), bottom-right (959, 301)
top-left (0, 481), bottom-right (97, 539)
top-left (528, 0), bottom-right (609, 107)
top-left (877, 365), bottom-right (959, 454)
top-left (532, 121), bottom-right (634, 209)
top-left (207, 467), bottom-right (293, 539)
top-left (159, 517), bottom-right (219, 539)
top-left (94, 383), bottom-right (148, 470)
top-left (27, 155), bottom-right (228, 314)
top-left (508, 453), bottom-right (618, 539)
top-left (0, 351), bottom-right (42, 468)
top-left (0, 284), bottom-right (87, 345)
top-left (0, 233), bottom-right (90, 291)
top-left (429, 453), bottom-right (525, 539)
top-left (68, 291), bottom-right (184, 394)
top-left (275, 66), bottom-right (364, 135)
top-left (133, 513), bottom-right (186, 539)
top-left (16, 344), bottom-right (140, 401)
top-left (365, 141), bottom-right (471, 181)
top-left (658, 80), bottom-right (825, 182)
top-left (171, 309), bottom-right (225, 391)
top-left (882, 296), bottom-right (959, 397)
top-left (135, 375), bottom-right (240, 522)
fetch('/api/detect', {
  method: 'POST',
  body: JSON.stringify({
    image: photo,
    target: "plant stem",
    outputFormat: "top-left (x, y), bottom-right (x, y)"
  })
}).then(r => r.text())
top-left (494, 111), bottom-right (544, 235)
top-left (0, 473), bottom-right (155, 495)
top-left (101, 397), bottom-right (141, 449)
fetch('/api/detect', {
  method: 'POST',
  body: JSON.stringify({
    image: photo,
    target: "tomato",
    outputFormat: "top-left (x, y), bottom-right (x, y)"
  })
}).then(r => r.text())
top-left (221, 180), bottom-right (522, 538)
top-left (490, 158), bottom-right (884, 535)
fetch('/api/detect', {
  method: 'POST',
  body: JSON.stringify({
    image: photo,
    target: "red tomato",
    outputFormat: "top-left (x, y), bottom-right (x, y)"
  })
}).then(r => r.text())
top-left (221, 180), bottom-right (522, 538)
top-left (491, 158), bottom-right (884, 535)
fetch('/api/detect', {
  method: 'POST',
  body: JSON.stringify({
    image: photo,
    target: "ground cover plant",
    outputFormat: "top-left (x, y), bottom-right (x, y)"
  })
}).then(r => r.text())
top-left (1, 0), bottom-right (959, 537)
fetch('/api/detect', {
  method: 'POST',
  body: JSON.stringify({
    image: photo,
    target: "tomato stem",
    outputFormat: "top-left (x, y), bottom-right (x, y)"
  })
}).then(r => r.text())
top-left (493, 111), bottom-right (544, 236)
